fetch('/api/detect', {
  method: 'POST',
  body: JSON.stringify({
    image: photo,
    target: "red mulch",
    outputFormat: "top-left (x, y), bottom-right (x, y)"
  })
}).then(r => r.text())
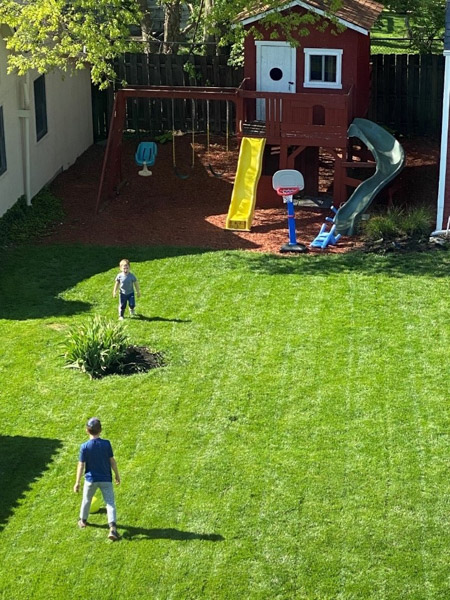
top-left (47, 133), bottom-right (440, 254)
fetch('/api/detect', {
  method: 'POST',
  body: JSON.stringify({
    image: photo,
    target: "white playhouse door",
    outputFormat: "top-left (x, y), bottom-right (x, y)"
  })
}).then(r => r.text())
top-left (256, 41), bottom-right (296, 121)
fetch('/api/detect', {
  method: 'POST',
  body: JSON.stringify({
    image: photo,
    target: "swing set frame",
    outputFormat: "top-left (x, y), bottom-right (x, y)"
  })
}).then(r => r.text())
top-left (96, 86), bottom-right (240, 213)
top-left (96, 80), bottom-right (358, 214)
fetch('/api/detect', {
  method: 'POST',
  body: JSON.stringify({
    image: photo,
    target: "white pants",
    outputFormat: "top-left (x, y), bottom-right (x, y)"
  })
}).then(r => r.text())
top-left (80, 480), bottom-right (116, 525)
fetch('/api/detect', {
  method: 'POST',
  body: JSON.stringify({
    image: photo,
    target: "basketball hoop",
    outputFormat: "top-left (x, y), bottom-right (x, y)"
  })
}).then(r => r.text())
top-left (272, 170), bottom-right (307, 254)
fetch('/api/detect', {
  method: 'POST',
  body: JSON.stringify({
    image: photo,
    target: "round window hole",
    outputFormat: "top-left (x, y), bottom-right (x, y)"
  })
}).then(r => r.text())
top-left (269, 67), bottom-right (283, 81)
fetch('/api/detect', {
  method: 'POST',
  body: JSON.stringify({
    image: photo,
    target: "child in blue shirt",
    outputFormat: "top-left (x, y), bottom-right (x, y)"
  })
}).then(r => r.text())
top-left (73, 417), bottom-right (121, 541)
top-left (113, 258), bottom-right (141, 320)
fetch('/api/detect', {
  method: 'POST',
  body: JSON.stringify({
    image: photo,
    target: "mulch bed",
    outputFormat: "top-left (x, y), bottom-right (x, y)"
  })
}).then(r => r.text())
top-left (46, 133), bottom-right (440, 254)
top-left (104, 346), bottom-right (164, 377)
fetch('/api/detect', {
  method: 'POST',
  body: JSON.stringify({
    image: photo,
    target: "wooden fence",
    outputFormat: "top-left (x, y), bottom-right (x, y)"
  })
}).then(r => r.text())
top-left (92, 52), bottom-right (444, 141)
top-left (368, 53), bottom-right (444, 137)
top-left (92, 54), bottom-right (244, 141)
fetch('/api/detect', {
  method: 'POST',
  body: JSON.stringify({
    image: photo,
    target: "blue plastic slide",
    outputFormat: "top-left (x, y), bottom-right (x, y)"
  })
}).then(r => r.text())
top-left (334, 118), bottom-right (405, 236)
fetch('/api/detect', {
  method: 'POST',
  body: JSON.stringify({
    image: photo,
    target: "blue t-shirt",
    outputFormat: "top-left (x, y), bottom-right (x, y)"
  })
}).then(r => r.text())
top-left (115, 272), bottom-right (137, 295)
top-left (79, 438), bottom-right (114, 482)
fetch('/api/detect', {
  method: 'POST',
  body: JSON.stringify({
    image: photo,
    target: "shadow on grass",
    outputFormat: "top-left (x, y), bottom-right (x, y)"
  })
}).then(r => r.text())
top-left (133, 315), bottom-right (191, 323)
top-left (4, 245), bottom-right (448, 322)
top-left (88, 521), bottom-right (224, 542)
top-left (2, 245), bottom-right (209, 321)
top-left (0, 435), bottom-right (62, 532)
top-left (225, 249), bottom-right (450, 278)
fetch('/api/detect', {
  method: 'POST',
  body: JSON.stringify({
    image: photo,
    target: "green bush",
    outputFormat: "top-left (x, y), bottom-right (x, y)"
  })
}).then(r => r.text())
top-left (401, 205), bottom-right (434, 238)
top-left (0, 188), bottom-right (64, 248)
top-left (362, 207), bottom-right (403, 241)
top-left (63, 316), bottom-right (130, 379)
top-left (362, 205), bottom-right (434, 241)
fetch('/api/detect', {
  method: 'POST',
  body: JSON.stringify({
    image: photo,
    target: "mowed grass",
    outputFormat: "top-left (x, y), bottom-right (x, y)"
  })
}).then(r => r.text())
top-left (1, 244), bottom-right (450, 599)
top-left (371, 11), bottom-right (443, 54)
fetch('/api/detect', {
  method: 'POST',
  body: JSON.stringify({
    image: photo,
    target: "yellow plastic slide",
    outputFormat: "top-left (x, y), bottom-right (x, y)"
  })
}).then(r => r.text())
top-left (225, 137), bottom-right (266, 231)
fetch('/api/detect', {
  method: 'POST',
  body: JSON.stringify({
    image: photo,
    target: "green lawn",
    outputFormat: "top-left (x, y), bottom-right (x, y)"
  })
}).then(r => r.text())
top-left (1, 244), bottom-right (450, 599)
top-left (371, 11), bottom-right (443, 54)
top-left (372, 11), bottom-right (409, 39)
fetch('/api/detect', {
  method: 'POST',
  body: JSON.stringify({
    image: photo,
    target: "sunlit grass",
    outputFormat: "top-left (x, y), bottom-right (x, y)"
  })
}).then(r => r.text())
top-left (371, 10), bottom-right (443, 54)
top-left (1, 245), bottom-right (449, 599)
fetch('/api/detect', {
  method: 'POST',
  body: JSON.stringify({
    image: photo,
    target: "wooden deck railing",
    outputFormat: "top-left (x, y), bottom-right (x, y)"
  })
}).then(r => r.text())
top-left (238, 85), bottom-right (354, 147)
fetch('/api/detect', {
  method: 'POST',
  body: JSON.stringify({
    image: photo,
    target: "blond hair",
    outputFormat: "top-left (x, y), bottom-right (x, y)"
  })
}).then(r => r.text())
top-left (119, 259), bottom-right (130, 267)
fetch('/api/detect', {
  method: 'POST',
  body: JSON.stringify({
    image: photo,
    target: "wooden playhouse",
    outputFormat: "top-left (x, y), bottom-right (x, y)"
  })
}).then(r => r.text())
top-left (235, 0), bottom-right (384, 206)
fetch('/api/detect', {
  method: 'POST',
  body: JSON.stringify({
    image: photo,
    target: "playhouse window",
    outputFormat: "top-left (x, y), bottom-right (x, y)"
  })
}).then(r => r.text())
top-left (0, 107), bottom-right (6, 177)
top-left (304, 49), bottom-right (342, 89)
top-left (34, 75), bottom-right (48, 141)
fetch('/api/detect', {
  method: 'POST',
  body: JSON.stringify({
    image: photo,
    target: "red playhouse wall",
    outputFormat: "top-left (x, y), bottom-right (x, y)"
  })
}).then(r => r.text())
top-left (243, 6), bottom-right (372, 118)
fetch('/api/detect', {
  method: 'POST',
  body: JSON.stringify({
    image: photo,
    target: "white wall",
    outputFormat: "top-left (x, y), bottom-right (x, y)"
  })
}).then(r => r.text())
top-left (28, 68), bottom-right (94, 196)
top-left (0, 30), bottom-right (24, 214)
top-left (0, 31), bottom-right (93, 217)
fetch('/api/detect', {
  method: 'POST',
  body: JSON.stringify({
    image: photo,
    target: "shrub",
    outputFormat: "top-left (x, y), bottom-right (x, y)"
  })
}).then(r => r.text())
top-left (362, 205), bottom-right (434, 241)
top-left (362, 207), bottom-right (404, 241)
top-left (0, 188), bottom-right (64, 248)
top-left (401, 205), bottom-right (434, 239)
top-left (63, 316), bottom-right (130, 379)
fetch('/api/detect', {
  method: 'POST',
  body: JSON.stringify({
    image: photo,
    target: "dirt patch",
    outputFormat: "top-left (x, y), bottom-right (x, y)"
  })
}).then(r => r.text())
top-left (105, 345), bottom-right (164, 377)
top-left (47, 133), bottom-right (439, 254)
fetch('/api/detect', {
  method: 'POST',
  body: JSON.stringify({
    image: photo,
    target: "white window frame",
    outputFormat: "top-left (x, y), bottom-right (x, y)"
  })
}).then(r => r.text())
top-left (304, 48), bottom-right (343, 89)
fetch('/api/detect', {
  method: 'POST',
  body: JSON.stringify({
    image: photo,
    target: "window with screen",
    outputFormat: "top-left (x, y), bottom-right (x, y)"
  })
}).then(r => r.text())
top-left (34, 75), bottom-right (48, 141)
top-left (304, 49), bottom-right (343, 89)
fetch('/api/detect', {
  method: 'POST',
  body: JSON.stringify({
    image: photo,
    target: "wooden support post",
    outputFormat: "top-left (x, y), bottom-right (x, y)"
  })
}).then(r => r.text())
top-left (329, 148), bottom-right (346, 207)
top-left (279, 142), bottom-right (289, 170)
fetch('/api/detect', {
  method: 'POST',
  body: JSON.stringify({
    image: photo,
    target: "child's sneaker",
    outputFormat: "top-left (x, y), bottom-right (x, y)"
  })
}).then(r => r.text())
top-left (108, 528), bottom-right (120, 541)
top-left (130, 309), bottom-right (136, 316)
top-left (119, 316), bottom-right (124, 321)
top-left (78, 519), bottom-right (87, 529)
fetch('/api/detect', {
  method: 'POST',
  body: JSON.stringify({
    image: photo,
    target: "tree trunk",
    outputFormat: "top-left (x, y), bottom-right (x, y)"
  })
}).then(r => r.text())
top-left (137, 0), bottom-right (156, 53)
top-left (202, 0), bottom-right (217, 55)
top-left (404, 13), bottom-right (413, 40)
top-left (163, 0), bottom-right (182, 54)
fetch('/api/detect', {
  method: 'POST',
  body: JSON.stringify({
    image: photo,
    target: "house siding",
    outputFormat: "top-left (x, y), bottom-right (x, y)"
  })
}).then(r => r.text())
top-left (0, 30), bottom-right (93, 217)
top-left (0, 32), bottom-right (23, 213)
top-left (28, 69), bottom-right (93, 196)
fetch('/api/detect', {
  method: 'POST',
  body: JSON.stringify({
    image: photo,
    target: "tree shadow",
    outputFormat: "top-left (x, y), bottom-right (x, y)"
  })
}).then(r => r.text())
top-left (226, 249), bottom-right (450, 278)
top-left (5, 241), bottom-right (447, 322)
top-left (2, 245), bottom-right (210, 321)
top-left (88, 521), bottom-right (224, 542)
top-left (134, 315), bottom-right (191, 323)
top-left (0, 435), bottom-right (62, 532)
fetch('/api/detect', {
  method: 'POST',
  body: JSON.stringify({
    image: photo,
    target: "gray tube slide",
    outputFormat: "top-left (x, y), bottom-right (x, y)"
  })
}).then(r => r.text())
top-left (334, 118), bottom-right (405, 235)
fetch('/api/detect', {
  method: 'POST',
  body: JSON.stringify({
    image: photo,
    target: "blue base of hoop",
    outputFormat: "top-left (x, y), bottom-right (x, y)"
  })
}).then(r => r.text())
top-left (280, 243), bottom-right (308, 254)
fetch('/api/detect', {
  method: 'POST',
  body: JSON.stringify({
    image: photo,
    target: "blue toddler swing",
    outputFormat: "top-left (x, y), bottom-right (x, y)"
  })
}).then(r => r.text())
top-left (135, 142), bottom-right (158, 177)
